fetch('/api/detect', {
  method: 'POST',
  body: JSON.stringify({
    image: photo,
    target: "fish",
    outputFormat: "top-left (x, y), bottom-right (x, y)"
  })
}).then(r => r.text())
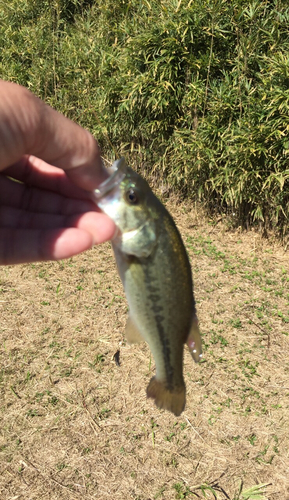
top-left (94, 158), bottom-right (202, 416)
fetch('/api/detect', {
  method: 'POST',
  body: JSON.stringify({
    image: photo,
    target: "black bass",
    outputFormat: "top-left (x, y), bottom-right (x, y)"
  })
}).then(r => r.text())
top-left (94, 158), bottom-right (202, 416)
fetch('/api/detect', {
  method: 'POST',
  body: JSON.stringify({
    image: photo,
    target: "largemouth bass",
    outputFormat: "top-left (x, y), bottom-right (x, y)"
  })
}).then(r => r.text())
top-left (94, 158), bottom-right (202, 416)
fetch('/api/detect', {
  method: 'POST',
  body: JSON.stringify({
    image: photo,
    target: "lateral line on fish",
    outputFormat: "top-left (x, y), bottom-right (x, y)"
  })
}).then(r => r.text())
top-left (144, 264), bottom-right (174, 390)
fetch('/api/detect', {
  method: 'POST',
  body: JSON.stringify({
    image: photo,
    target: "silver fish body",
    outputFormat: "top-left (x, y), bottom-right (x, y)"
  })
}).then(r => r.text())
top-left (95, 158), bottom-right (202, 416)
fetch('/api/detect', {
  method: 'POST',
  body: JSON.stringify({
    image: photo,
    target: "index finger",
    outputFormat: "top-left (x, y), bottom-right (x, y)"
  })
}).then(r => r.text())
top-left (0, 80), bottom-right (108, 190)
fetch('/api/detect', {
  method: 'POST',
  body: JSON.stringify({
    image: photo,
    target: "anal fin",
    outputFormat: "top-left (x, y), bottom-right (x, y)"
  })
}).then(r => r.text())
top-left (186, 314), bottom-right (202, 363)
top-left (125, 315), bottom-right (145, 344)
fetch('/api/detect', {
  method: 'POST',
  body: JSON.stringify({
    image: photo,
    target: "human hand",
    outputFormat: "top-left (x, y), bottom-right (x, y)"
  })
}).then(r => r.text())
top-left (0, 80), bottom-right (116, 265)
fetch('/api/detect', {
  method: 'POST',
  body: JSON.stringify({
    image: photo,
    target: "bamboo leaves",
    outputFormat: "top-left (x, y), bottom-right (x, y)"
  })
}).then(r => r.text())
top-left (1, 0), bottom-right (288, 237)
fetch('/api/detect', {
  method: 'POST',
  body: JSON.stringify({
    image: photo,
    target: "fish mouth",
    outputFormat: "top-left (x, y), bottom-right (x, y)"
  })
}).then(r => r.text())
top-left (94, 158), bottom-right (127, 199)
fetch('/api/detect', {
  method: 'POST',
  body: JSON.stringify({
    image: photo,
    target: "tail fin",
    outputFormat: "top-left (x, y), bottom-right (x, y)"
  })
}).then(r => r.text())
top-left (147, 377), bottom-right (186, 416)
top-left (187, 315), bottom-right (202, 363)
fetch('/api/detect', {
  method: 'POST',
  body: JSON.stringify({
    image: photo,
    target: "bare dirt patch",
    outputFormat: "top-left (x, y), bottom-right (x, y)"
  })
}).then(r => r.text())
top-left (0, 203), bottom-right (288, 500)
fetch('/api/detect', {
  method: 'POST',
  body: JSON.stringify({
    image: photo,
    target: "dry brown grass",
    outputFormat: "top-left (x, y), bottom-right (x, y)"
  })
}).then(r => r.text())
top-left (0, 204), bottom-right (288, 500)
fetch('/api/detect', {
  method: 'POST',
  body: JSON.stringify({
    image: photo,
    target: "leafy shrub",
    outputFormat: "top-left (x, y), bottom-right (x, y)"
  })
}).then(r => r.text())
top-left (0, 0), bottom-right (288, 237)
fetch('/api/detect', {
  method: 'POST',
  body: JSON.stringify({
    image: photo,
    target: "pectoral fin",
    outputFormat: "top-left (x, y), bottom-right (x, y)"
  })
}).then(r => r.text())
top-left (120, 220), bottom-right (157, 258)
top-left (125, 315), bottom-right (145, 344)
top-left (186, 314), bottom-right (202, 363)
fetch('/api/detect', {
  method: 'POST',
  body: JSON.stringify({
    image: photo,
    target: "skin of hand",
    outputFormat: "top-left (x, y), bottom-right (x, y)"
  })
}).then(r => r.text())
top-left (0, 80), bottom-right (116, 265)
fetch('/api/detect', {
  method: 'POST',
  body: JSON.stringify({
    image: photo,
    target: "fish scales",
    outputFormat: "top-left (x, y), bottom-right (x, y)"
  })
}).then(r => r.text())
top-left (94, 158), bottom-right (202, 416)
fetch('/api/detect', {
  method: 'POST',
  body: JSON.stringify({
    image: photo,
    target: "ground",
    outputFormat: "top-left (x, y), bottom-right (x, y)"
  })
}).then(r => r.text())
top-left (0, 202), bottom-right (288, 500)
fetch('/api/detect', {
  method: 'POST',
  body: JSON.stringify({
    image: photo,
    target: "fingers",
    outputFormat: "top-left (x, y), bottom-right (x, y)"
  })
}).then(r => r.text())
top-left (0, 80), bottom-right (108, 190)
top-left (0, 228), bottom-right (93, 264)
top-left (0, 175), bottom-right (98, 215)
top-left (0, 213), bottom-right (116, 265)
top-left (3, 156), bottom-right (96, 201)
top-left (0, 80), bottom-right (116, 265)
top-left (0, 206), bottom-right (114, 231)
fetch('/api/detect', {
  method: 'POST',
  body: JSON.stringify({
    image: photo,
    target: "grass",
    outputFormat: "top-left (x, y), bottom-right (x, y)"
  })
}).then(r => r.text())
top-left (0, 203), bottom-right (288, 499)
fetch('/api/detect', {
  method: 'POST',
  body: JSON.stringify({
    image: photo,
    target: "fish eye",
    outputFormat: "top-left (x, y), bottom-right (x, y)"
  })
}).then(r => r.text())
top-left (126, 187), bottom-right (138, 204)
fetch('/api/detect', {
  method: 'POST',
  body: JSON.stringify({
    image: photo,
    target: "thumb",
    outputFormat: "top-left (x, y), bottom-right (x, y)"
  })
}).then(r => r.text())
top-left (0, 80), bottom-right (108, 190)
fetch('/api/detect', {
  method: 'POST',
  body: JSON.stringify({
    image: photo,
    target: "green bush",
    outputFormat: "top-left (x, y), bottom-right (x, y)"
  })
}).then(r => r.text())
top-left (0, 0), bottom-right (288, 237)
